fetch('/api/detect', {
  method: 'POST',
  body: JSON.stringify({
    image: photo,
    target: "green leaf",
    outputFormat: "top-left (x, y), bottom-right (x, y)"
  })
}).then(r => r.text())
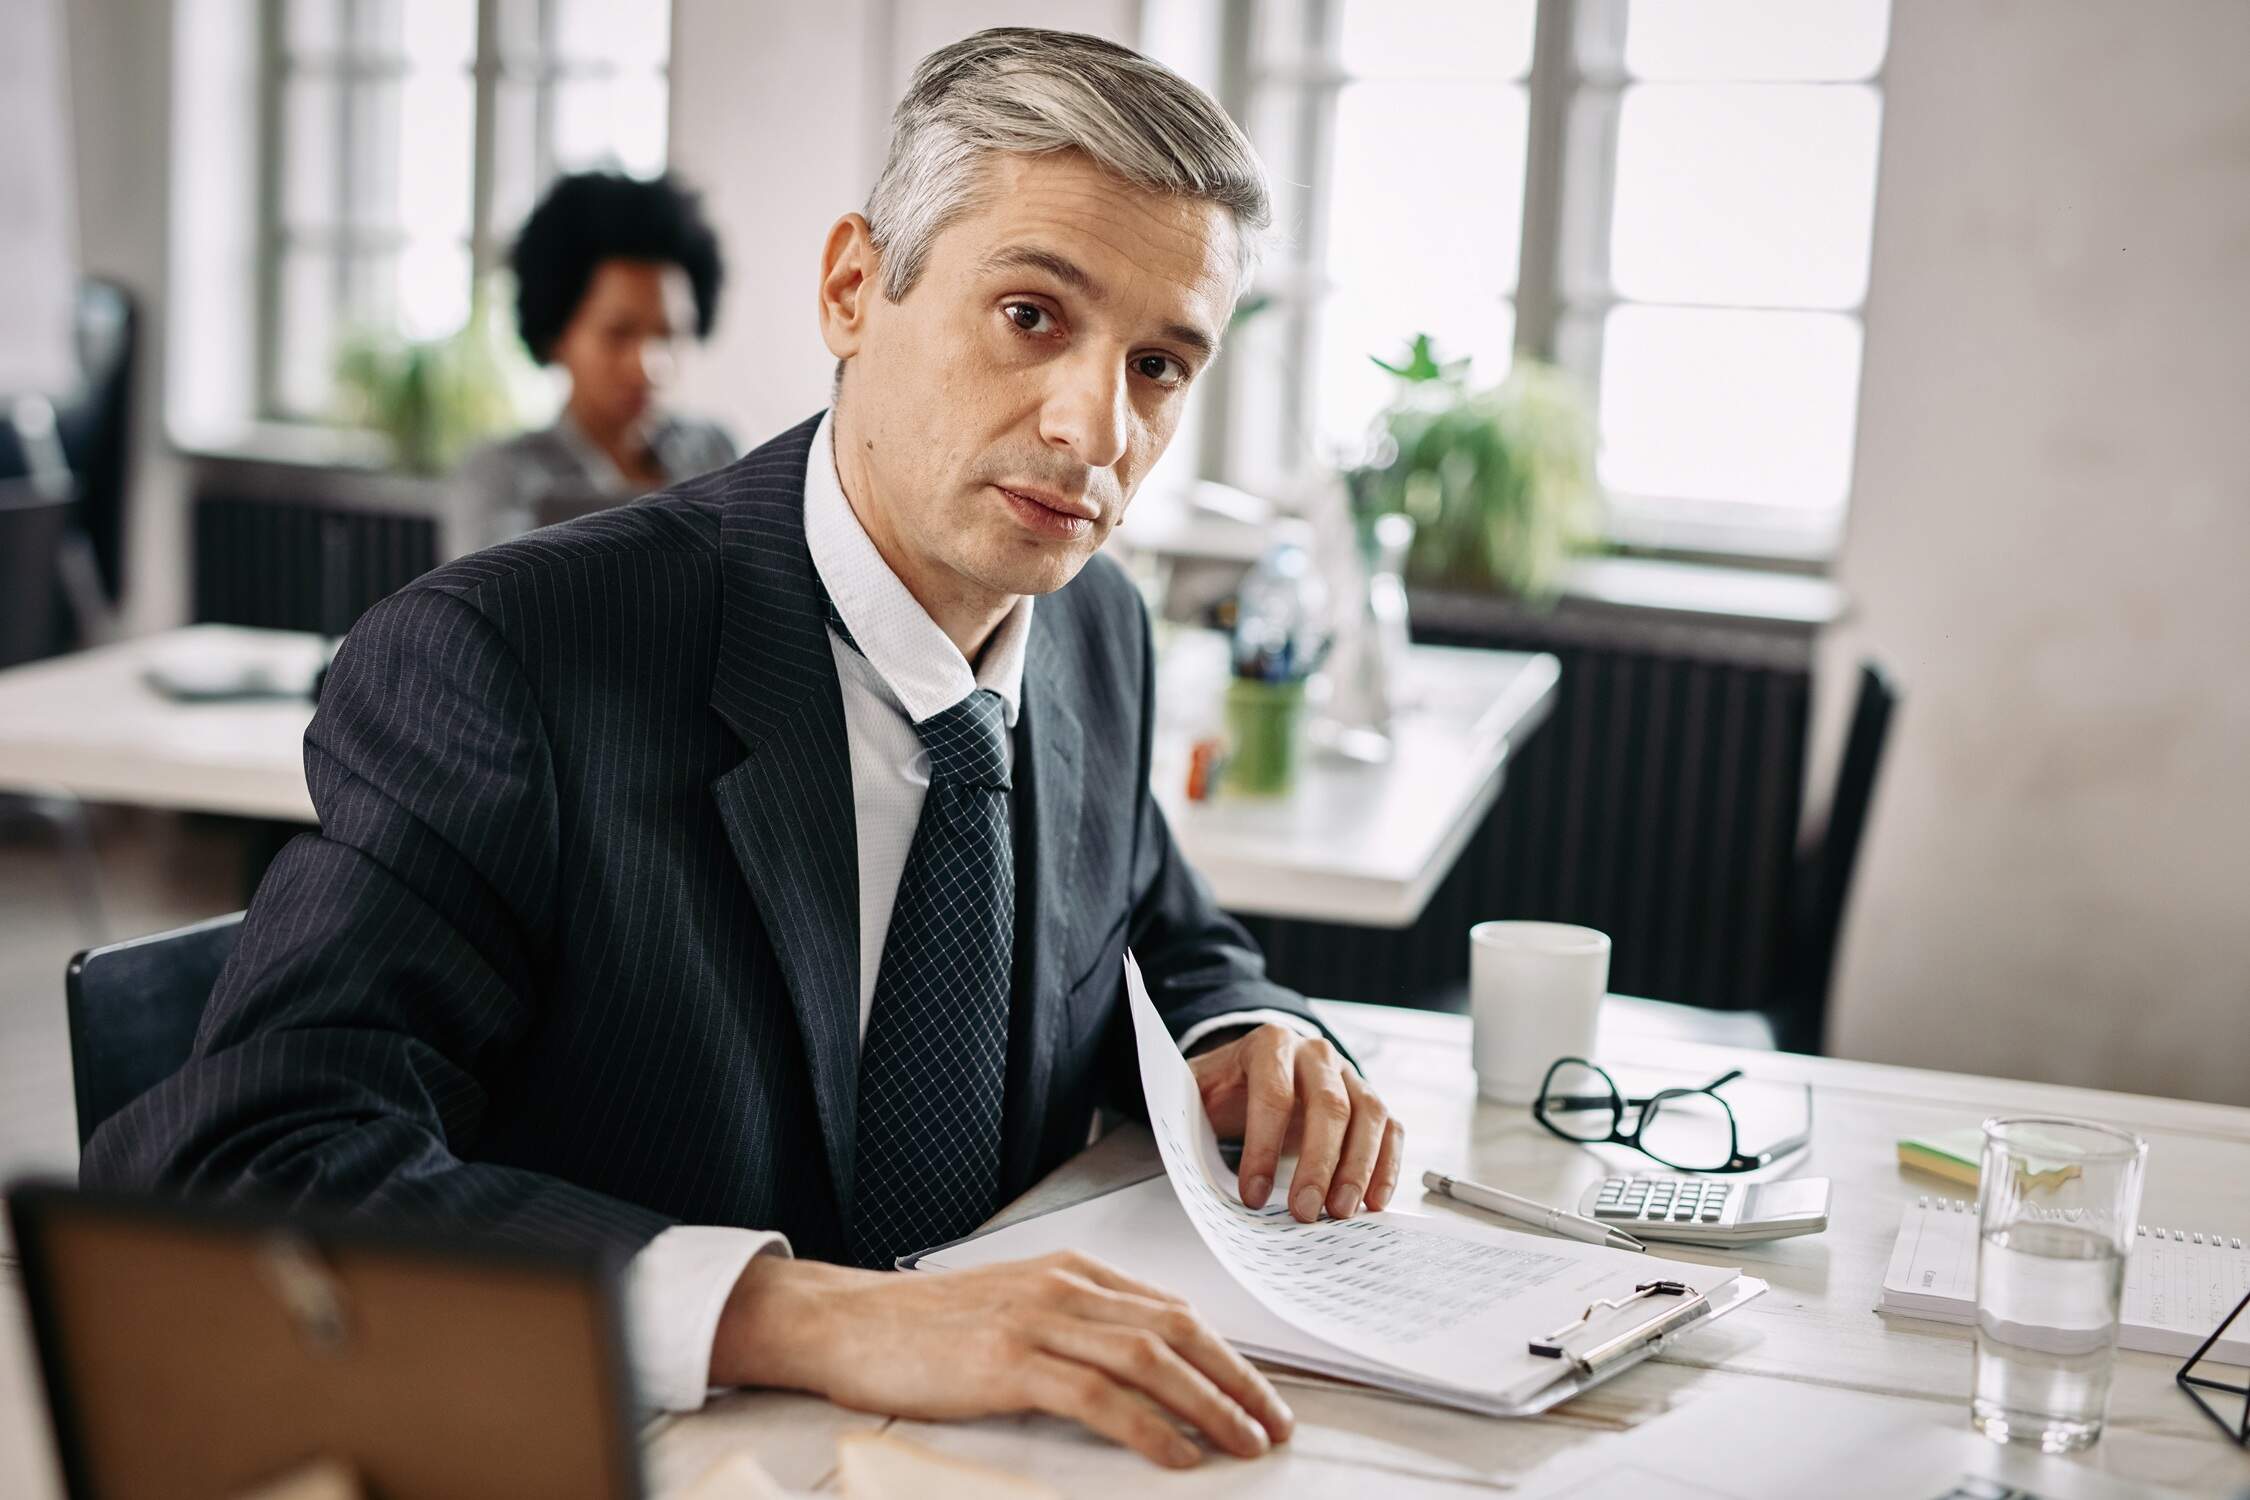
top-left (1349, 353), bottom-right (1603, 600)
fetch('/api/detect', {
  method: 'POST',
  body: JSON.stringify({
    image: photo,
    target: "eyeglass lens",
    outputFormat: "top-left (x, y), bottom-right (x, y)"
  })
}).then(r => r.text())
top-left (1539, 1060), bottom-right (1618, 1142)
top-left (1639, 1089), bottom-right (1737, 1171)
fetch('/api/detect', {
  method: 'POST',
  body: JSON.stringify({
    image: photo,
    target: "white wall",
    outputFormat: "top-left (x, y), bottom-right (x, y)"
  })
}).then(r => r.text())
top-left (665, 0), bottom-right (1137, 446)
top-left (1822, 0), bottom-right (2250, 1102)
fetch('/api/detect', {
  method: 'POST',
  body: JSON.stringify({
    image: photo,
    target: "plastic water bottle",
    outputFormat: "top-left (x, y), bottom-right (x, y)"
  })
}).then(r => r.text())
top-left (1232, 522), bottom-right (1329, 683)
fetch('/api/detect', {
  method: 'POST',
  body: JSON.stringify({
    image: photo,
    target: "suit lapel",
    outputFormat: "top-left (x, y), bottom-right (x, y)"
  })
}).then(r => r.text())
top-left (705, 414), bottom-right (864, 1220)
top-left (1003, 618), bottom-right (1085, 1193)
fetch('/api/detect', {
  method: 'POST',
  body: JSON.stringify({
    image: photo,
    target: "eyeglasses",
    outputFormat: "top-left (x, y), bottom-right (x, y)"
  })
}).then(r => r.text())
top-left (1531, 1057), bottom-right (1812, 1174)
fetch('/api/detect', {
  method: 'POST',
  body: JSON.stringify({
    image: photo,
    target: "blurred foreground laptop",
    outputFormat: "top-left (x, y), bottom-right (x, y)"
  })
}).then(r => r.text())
top-left (7, 1182), bottom-right (642, 1500)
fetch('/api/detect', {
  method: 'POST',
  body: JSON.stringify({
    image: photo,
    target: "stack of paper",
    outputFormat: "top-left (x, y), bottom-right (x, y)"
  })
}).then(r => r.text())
top-left (910, 958), bottom-right (1763, 1415)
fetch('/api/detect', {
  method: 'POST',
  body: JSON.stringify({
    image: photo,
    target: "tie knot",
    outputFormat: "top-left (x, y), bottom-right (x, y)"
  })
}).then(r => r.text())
top-left (915, 689), bottom-right (1011, 789)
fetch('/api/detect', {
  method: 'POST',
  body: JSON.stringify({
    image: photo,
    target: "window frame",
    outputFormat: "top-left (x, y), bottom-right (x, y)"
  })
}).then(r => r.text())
top-left (252, 0), bottom-right (671, 425)
top-left (1210, 0), bottom-right (1887, 569)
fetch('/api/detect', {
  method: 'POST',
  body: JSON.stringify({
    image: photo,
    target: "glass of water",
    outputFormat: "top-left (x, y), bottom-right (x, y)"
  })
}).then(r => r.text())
top-left (1971, 1115), bottom-right (2148, 1452)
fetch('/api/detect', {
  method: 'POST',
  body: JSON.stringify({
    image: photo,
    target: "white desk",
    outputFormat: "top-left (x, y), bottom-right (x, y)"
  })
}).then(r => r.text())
top-left (0, 627), bottom-right (1558, 926)
top-left (6, 1001), bottom-right (2245, 1497)
top-left (0, 626), bottom-right (319, 823)
top-left (1153, 630), bottom-right (1558, 927)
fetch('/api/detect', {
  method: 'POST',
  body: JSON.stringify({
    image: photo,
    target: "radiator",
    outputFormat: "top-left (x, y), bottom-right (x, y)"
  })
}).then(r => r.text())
top-left (1238, 597), bottom-right (1811, 1021)
top-left (192, 495), bottom-right (439, 635)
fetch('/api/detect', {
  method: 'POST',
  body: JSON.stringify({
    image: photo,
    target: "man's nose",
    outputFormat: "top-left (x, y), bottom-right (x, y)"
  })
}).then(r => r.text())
top-left (1039, 347), bottom-right (1128, 471)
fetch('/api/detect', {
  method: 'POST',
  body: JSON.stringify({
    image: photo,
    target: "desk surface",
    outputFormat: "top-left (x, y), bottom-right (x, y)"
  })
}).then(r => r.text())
top-left (0, 626), bottom-right (320, 822)
top-left (0, 625), bottom-right (1558, 927)
top-left (1152, 630), bottom-right (1558, 927)
top-left (640, 1005), bottom-right (2250, 1496)
top-left (4, 1001), bottom-right (2247, 1496)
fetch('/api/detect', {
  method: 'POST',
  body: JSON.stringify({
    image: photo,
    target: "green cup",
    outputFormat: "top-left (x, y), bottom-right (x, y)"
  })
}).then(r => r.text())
top-left (1223, 677), bottom-right (1306, 798)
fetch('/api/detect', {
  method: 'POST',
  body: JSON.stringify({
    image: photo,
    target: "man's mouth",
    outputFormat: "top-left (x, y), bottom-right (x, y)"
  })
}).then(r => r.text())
top-left (992, 482), bottom-right (1099, 539)
top-left (996, 483), bottom-right (1098, 520)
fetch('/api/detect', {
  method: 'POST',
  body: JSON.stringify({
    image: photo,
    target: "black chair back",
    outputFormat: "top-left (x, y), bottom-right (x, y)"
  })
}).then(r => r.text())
top-left (1776, 661), bottom-right (1898, 1053)
top-left (56, 278), bottom-right (140, 605)
top-left (0, 481), bottom-right (76, 669)
top-left (65, 912), bottom-right (244, 1148)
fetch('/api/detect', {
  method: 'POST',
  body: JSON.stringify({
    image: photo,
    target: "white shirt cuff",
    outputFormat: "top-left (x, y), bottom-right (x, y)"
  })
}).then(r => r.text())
top-left (1175, 1007), bottom-right (1322, 1055)
top-left (623, 1224), bottom-right (792, 1412)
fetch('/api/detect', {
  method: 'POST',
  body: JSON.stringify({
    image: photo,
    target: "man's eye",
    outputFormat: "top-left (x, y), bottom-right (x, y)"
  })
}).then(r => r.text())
top-left (1134, 353), bottom-right (1187, 389)
top-left (1004, 302), bottom-right (1053, 334)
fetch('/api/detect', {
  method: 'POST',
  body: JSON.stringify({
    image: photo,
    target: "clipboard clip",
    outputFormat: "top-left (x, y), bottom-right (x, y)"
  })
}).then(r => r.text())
top-left (1529, 1279), bottom-right (1711, 1374)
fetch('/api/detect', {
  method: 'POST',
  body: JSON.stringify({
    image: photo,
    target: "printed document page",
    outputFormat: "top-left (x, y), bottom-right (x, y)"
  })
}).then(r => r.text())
top-left (1124, 956), bottom-right (1738, 1406)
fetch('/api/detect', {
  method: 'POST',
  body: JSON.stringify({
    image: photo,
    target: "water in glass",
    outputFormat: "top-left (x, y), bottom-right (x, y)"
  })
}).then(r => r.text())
top-left (1972, 1219), bottom-right (2127, 1450)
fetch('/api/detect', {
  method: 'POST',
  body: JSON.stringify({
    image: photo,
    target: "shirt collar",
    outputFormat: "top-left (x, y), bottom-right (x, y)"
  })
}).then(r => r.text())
top-left (802, 408), bottom-right (1030, 727)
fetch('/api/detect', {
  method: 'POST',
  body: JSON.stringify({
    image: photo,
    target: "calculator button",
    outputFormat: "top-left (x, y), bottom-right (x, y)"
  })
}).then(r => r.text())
top-left (1700, 1207), bottom-right (1724, 1222)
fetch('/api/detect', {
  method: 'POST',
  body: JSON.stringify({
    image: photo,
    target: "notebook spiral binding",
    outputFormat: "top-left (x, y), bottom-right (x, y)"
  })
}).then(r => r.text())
top-left (1916, 1194), bottom-right (2245, 1251)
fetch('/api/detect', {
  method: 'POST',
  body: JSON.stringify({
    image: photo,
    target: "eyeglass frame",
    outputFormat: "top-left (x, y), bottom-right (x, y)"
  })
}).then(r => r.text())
top-left (1530, 1056), bottom-right (1813, 1174)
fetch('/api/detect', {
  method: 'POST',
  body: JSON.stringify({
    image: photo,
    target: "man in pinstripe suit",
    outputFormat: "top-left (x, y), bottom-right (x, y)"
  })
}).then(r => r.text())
top-left (85, 29), bottom-right (1407, 1470)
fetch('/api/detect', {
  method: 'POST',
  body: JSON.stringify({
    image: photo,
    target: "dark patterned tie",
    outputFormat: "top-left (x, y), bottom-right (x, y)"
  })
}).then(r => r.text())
top-left (847, 686), bottom-right (1015, 1268)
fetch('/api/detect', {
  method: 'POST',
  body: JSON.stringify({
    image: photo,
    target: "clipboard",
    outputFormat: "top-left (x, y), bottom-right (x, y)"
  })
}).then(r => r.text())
top-left (1508, 1272), bottom-right (1767, 1416)
top-left (906, 1174), bottom-right (1768, 1420)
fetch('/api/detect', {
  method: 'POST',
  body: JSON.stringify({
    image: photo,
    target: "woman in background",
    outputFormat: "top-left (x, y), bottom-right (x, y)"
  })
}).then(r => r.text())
top-left (457, 172), bottom-right (736, 551)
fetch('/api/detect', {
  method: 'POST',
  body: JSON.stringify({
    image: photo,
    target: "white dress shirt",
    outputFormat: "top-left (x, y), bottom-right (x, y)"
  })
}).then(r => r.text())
top-left (623, 411), bottom-right (1307, 1410)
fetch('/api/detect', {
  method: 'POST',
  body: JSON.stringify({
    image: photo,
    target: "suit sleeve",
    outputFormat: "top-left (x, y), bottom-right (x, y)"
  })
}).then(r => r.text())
top-left (1120, 595), bottom-right (1341, 1053)
top-left (79, 585), bottom-right (673, 1254)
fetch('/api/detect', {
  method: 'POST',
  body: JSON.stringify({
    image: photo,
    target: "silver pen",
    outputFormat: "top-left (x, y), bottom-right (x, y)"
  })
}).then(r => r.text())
top-left (1423, 1169), bottom-right (1646, 1253)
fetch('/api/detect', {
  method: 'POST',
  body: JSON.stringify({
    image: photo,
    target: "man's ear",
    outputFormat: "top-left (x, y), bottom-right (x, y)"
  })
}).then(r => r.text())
top-left (818, 213), bottom-right (881, 361)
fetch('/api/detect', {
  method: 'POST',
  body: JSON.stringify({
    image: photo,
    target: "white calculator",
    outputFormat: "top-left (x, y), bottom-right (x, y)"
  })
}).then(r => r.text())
top-left (1577, 1174), bottom-right (1832, 1245)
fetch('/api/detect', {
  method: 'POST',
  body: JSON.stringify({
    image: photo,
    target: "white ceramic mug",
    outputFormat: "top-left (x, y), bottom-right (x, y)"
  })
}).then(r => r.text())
top-left (1468, 921), bottom-right (1611, 1104)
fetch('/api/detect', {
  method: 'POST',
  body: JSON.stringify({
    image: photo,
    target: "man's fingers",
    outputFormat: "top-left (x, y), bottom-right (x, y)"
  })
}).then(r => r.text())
top-left (1036, 1320), bottom-right (1269, 1460)
top-left (1366, 1118), bottom-right (1407, 1211)
top-left (1021, 1352), bottom-right (1203, 1469)
top-left (1325, 1075), bottom-right (1390, 1219)
top-left (1050, 1280), bottom-right (1296, 1444)
top-left (1285, 1043), bottom-right (1353, 1222)
top-left (1234, 1031), bottom-right (1294, 1209)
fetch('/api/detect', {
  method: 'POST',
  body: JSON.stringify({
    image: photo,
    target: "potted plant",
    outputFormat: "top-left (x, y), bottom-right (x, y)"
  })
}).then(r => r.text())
top-left (331, 278), bottom-right (541, 476)
top-left (1352, 333), bottom-right (1602, 601)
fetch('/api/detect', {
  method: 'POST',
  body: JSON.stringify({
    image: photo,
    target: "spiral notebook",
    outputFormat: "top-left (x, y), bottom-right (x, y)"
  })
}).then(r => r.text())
top-left (1878, 1194), bottom-right (2250, 1363)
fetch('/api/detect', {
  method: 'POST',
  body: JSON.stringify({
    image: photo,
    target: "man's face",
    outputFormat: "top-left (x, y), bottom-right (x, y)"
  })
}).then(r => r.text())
top-left (826, 151), bottom-right (1239, 602)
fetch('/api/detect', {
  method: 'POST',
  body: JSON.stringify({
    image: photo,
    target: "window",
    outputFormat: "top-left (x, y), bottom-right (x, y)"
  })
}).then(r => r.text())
top-left (260, 0), bottom-right (671, 421)
top-left (1214, 0), bottom-right (1535, 485)
top-left (1209, 0), bottom-right (1889, 560)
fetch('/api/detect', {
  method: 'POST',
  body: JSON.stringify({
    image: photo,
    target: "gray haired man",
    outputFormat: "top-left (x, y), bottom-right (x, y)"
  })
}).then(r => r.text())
top-left (84, 27), bottom-right (1403, 1469)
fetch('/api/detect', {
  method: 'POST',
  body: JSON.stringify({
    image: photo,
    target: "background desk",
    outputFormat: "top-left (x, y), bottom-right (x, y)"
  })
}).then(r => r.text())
top-left (0, 626), bottom-right (318, 822)
top-left (4, 1000), bottom-right (2245, 1496)
top-left (1152, 629), bottom-right (1558, 927)
top-left (0, 626), bottom-right (1559, 927)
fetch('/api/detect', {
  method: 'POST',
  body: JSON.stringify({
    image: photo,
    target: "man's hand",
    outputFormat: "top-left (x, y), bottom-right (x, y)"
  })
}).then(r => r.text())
top-left (1189, 1023), bottom-right (1404, 1222)
top-left (710, 1250), bottom-right (1293, 1469)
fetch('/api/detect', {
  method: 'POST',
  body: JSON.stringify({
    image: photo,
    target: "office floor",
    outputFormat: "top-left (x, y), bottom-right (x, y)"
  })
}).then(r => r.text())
top-left (0, 809), bottom-right (242, 1183)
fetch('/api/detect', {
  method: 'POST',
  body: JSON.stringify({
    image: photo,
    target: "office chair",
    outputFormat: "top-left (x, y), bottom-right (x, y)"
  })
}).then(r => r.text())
top-left (0, 479), bottom-right (74, 669)
top-left (65, 912), bottom-right (244, 1148)
top-left (1771, 660), bottom-right (1898, 1054)
top-left (55, 278), bottom-right (139, 607)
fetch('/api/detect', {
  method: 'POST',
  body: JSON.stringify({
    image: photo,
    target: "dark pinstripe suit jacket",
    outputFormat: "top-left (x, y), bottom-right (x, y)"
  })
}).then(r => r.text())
top-left (82, 414), bottom-right (1319, 1263)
